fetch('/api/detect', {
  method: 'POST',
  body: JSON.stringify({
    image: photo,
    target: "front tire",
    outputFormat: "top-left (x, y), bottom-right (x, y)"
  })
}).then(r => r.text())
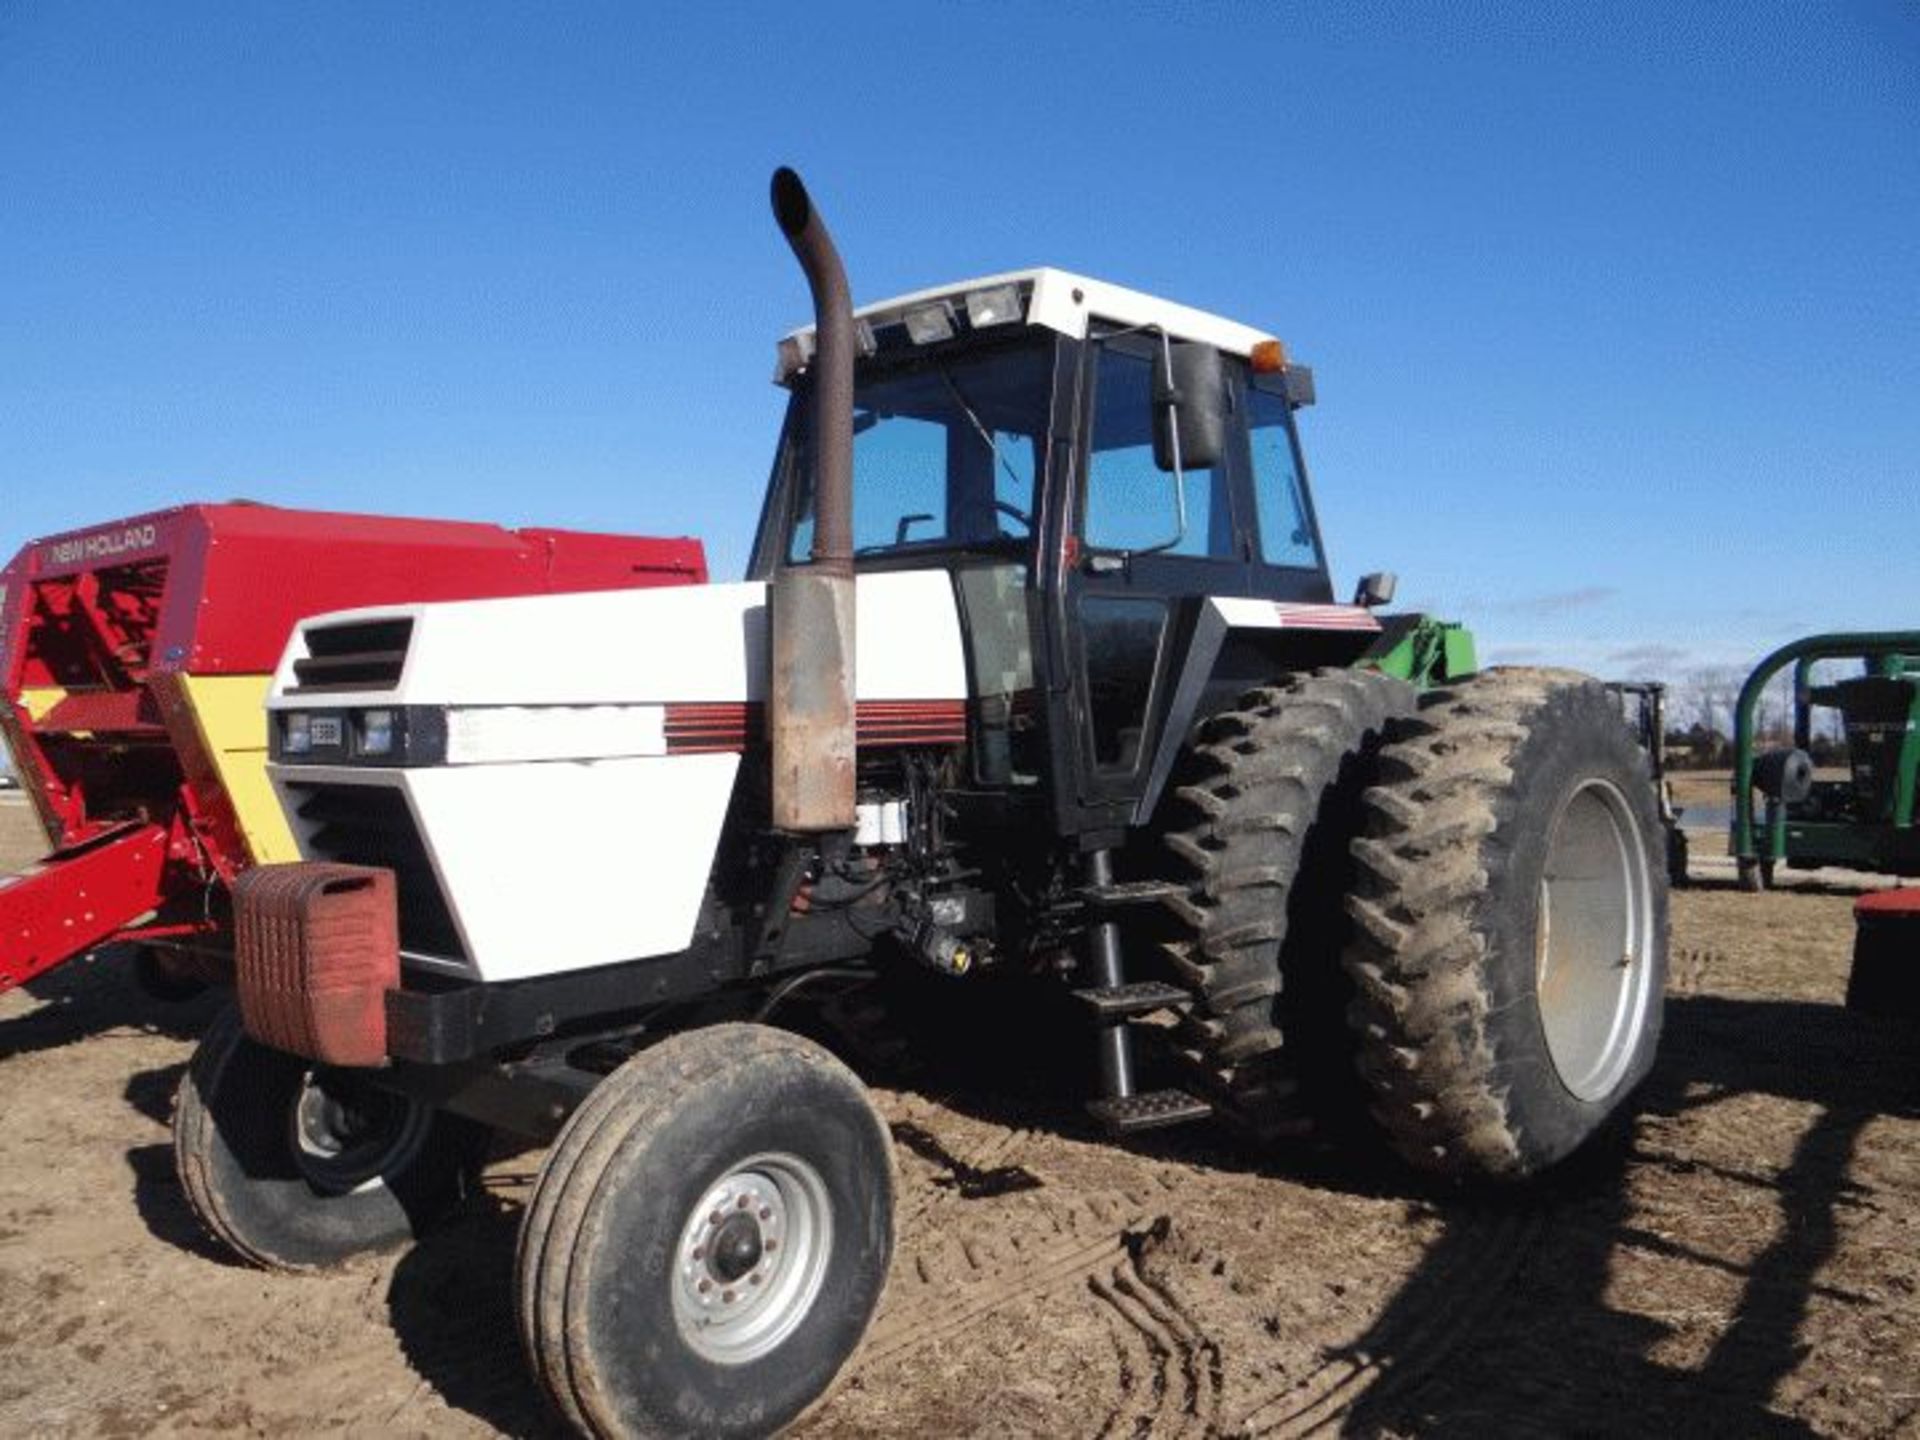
top-left (1343, 669), bottom-right (1668, 1180)
top-left (517, 1024), bottom-right (894, 1439)
top-left (173, 1007), bottom-right (490, 1270)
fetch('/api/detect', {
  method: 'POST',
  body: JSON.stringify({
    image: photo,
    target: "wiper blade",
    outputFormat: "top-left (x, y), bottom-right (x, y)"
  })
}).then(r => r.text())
top-left (852, 534), bottom-right (1026, 559)
top-left (938, 367), bottom-right (1028, 503)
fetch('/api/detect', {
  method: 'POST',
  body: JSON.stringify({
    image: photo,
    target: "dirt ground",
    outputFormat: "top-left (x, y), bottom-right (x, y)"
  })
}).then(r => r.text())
top-left (1, 796), bottom-right (1917, 1438)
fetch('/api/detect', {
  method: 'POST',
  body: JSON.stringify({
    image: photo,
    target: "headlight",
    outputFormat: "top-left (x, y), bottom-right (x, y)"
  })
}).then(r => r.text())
top-left (357, 709), bottom-right (395, 756)
top-left (283, 712), bottom-right (312, 755)
top-left (903, 301), bottom-right (956, 345)
top-left (965, 284), bottom-right (1023, 328)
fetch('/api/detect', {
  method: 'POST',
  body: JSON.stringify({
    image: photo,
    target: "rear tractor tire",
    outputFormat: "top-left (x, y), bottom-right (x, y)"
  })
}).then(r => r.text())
top-left (173, 1006), bottom-right (491, 1270)
top-left (1148, 668), bottom-right (1417, 1133)
top-left (517, 1024), bottom-right (894, 1440)
top-left (1343, 668), bottom-right (1669, 1180)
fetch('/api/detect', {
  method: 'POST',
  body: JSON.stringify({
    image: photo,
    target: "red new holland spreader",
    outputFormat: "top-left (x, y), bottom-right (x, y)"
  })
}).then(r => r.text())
top-left (0, 503), bottom-right (704, 996)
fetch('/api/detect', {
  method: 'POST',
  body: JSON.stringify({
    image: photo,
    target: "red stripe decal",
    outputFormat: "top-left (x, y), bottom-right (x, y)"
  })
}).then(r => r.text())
top-left (1270, 603), bottom-right (1381, 633)
top-left (662, 700), bottom-right (966, 755)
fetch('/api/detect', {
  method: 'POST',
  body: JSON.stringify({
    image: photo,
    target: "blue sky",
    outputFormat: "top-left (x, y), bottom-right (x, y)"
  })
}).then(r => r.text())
top-left (2, 2), bottom-right (1916, 689)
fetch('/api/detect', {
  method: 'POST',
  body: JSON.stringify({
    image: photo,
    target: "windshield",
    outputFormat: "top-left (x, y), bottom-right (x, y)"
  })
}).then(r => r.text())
top-left (784, 340), bottom-right (1053, 563)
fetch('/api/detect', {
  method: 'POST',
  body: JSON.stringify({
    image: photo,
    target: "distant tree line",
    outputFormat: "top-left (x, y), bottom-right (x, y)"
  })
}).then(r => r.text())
top-left (1662, 663), bottom-right (1850, 770)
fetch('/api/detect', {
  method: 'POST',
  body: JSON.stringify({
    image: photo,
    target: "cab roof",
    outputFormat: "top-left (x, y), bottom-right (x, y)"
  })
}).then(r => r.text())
top-left (778, 267), bottom-right (1280, 382)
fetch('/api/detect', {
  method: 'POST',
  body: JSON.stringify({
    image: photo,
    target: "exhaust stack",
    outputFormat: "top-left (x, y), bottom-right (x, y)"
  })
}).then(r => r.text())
top-left (768, 167), bottom-right (857, 832)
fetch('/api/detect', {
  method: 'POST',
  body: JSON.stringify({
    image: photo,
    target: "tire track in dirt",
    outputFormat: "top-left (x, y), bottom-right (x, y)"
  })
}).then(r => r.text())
top-left (864, 1175), bottom-right (1186, 1368)
top-left (1233, 1205), bottom-right (1547, 1437)
top-left (1091, 1278), bottom-right (1169, 1440)
top-left (867, 1105), bottom-right (1541, 1440)
top-left (1087, 1230), bottom-right (1226, 1440)
top-left (1670, 945), bottom-right (1726, 996)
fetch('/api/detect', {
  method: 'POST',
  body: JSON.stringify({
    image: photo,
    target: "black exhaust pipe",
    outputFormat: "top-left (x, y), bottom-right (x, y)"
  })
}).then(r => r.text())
top-left (772, 167), bottom-right (854, 579)
top-left (767, 168), bottom-right (857, 832)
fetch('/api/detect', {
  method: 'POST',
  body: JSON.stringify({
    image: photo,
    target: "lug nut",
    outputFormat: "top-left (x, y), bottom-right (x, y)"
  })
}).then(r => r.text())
top-left (759, 1207), bottom-right (772, 1220)
top-left (698, 1279), bottom-right (711, 1294)
top-left (722, 1289), bottom-right (736, 1304)
top-left (765, 1238), bottom-right (778, 1252)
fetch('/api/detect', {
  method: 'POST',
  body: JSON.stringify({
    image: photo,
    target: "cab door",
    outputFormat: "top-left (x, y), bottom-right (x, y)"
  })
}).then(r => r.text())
top-left (1045, 330), bottom-right (1251, 837)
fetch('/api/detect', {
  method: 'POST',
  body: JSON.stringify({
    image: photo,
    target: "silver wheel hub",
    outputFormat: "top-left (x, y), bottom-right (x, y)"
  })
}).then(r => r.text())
top-left (1536, 778), bottom-right (1657, 1102)
top-left (672, 1153), bottom-right (832, 1366)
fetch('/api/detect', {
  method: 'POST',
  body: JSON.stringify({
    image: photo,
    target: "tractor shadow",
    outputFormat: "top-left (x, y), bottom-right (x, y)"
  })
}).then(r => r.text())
top-left (840, 970), bottom-right (1919, 1435)
top-left (1329, 993), bottom-right (1918, 1437)
top-left (118, 1059), bottom-right (258, 1267)
top-left (123, 1139), bottom-right (246, 1268)
top-left (384, 1150), bottom-right (568, 1438)
top-left (123, 1059), bottom-right (187, 1127)
top-left (0, 945), bottom-right (218, 1059)
top-left (821, 967), bottom-right (1431, 1204)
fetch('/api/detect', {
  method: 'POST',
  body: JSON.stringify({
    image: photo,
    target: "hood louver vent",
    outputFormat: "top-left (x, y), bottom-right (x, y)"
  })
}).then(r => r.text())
top-left (290, 618), bottom-right (413, 693)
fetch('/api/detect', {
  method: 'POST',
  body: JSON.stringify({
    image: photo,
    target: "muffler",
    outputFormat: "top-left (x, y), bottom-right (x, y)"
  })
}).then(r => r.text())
top-left (768, 167), bottom-right (857, 832)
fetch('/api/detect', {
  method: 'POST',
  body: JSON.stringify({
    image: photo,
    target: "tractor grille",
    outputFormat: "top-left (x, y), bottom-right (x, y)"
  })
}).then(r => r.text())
top-left (286, 782), bottom-right (467, 961)
top-left (290, 618), bottom-right (413, 693)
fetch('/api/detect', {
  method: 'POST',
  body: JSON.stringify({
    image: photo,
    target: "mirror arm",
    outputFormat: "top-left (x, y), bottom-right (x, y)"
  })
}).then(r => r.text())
top-left (1144, 330), bottom-right (1191, 555)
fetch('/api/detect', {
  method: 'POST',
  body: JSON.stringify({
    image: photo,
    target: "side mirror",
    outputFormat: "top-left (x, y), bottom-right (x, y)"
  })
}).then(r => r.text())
top-left (1152, 342), bottom-right (1226, 473)
top-left (1353, 571), bottom-right (1397, 608)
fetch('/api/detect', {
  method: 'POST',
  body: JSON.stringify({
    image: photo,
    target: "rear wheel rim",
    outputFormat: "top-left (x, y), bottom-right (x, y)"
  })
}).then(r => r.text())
top-left (671, 1153), bottom-right (833, 1366)
top-left (1536, 778), bottom-right (1656, 1102)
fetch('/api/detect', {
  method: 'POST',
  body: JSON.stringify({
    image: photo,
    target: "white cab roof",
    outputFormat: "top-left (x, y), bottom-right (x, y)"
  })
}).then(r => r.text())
top-left (783, 267), bottom-right (1278, 359)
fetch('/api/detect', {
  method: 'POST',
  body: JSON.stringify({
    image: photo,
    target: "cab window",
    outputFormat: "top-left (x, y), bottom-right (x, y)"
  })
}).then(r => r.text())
top-left (1082, 344), bottom-right (1236, 559)
top-left (786, 342), bottom-right (1048, 562)
top-left (1248, 383), bottom-right (1321, 569)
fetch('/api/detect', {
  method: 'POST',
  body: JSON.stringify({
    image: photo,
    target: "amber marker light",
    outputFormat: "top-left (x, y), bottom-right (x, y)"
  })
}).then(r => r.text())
top-left (1249, 338), bottom-right (1289, 373)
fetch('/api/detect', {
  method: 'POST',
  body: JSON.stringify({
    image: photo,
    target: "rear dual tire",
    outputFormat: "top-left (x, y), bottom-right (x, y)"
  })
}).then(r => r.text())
top-left (1146, 668), bottom-right (1416, 1131)
top-left (1149, 666), bottom-right (1668, 1181)
top-left (1343, 668), bottom-right (1669, 1179)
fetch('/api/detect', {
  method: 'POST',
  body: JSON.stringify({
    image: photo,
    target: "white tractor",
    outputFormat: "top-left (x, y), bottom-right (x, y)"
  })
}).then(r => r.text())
top-left (172, 170), bottom-right (1668, 1437)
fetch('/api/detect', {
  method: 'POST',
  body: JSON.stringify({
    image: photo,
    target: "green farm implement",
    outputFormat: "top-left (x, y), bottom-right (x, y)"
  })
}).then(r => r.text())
top-left (1733, 631), bottom-right (1920, 890)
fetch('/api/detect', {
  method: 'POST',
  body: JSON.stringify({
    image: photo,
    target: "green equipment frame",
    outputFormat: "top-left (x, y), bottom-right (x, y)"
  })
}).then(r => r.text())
top-left (1732, 630), bottom-right (1920, 889)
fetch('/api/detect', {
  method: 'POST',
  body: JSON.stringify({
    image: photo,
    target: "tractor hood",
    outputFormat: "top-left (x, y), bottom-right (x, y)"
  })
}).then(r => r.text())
top-left (265, 570), bottom-right (967, 749)
top-left (260, 571), bottom-right (968, 983)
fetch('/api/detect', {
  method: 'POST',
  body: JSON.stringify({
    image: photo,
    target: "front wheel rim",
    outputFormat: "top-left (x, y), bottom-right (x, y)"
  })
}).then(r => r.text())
top-left (671, 1152), bottom-right (834, 1366)
top-left (1535, 778), bottom-right (1657, 1102)
top-left (290, 1073), bottom-right (431, 1194)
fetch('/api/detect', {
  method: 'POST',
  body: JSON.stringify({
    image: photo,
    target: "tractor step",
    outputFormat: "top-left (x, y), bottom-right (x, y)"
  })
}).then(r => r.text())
top-left (1073, 980), bottom-right (1193, 1019)
top-left (1088, 1089), bottom-right (1213, 1136)
top-left (1078, 880), bottom-right (1188, 911)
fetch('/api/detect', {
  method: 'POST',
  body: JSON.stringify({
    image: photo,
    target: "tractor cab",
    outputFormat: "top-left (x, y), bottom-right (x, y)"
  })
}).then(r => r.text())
top-left (748, 269), bottom-right (1353, 838)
